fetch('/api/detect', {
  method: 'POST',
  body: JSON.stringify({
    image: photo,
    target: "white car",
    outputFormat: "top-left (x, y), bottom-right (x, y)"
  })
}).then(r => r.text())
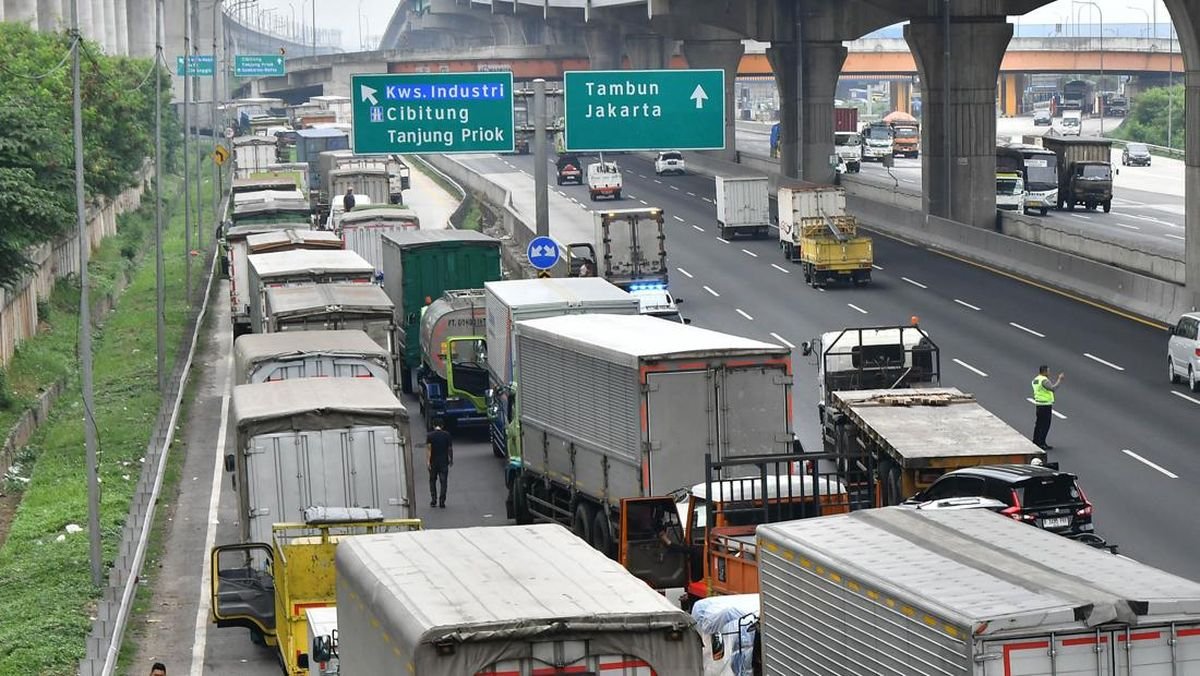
top-left (1168, 312), bottom-right (1200, 392)
top-left (629, 285), bottom-right (688, 324)
top-left (654, 151), bottom-right (686, 176)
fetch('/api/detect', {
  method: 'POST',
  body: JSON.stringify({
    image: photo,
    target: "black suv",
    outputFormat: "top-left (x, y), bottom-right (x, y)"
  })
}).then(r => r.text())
top-left (905, 464), bottom-right (1093, 536)
top-left (556, 154), bottom-right (583, 185)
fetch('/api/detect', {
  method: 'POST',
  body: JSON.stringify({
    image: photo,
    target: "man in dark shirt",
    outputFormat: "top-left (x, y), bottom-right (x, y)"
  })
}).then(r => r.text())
top-left (427, 421), bottom-right (453, 508)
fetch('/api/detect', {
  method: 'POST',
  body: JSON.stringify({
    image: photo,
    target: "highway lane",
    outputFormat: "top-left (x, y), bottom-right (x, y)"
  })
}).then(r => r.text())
top-left (482, 149), bottom-right (1200, 579)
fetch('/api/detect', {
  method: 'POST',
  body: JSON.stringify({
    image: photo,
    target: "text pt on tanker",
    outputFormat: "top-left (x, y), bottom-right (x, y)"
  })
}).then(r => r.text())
top-left (351, 72), bottom-right (515, 155)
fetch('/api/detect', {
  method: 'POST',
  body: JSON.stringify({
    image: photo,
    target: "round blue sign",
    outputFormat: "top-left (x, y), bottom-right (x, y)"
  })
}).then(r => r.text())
top-left (526, 236), bottom-right (560, 271)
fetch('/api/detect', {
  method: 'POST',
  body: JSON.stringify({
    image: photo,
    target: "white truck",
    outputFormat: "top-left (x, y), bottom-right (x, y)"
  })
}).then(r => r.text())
top-left (333, 524), bottom-right (704, 675)
top-left (232, 135), bottom-right (278, 179)
top-left (587, 160), bottom-right (623, 200)
top-left (1059, 108), bottom-right (1083, 136)
top-left (757, 507), bottom-right (1200, 675)
top-left (566, 208), bottom-right (668, 290)
top-left (228, 378), bottom-right (415, 545)
top-left (260, 284), bottom-right (395, 356)
top-left (834, 130), bottom-right (863, 173)
top-left (714, 175), bottom-right (771, 239)
top-left (232, 329), bottom-right (392, 386)
top-left (338, 206), bottom-right (420, 269)
top-left (245, 249), bottom-right (376, 338)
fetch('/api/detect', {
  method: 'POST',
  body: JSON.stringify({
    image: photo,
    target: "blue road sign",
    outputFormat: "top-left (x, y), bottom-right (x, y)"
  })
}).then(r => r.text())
top-left (527, 236), bottom-right (560, 270)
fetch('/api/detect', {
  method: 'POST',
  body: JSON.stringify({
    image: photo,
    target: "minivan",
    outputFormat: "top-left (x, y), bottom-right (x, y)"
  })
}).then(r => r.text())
top-left (1168, 312), bottom-right (1200, 392)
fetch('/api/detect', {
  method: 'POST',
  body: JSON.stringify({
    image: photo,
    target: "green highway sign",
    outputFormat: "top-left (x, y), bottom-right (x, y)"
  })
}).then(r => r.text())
top-left (563, 69), bottom-right (725, 152)
top-left (234, 55), bottom-right (286, 77)
top-left (350, 72), bottom-right (514, 155)
top-left (175, 55), bottom-right (215, 77)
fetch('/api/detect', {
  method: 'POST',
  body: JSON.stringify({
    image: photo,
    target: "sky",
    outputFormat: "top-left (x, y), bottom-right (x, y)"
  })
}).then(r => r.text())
top-left (243, 0), bottom-right (1175, 52)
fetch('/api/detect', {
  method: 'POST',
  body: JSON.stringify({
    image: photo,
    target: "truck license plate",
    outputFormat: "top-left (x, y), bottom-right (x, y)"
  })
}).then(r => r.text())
top-left (1041, 516), bottom-right (1070, 529)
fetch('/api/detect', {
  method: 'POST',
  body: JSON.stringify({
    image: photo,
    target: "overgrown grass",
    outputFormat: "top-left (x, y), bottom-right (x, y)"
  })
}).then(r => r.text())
top-left (0, 159), bottom-right (216, 674)
top-left (461, 199), bottom-right (483, 231)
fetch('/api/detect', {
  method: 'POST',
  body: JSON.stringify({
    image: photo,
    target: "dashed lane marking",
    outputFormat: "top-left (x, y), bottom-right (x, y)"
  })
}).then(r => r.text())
top-left (703, 285), bottom-right (720, 297)
top-left (901, 276), bottom-right (927, 289)
top-left (692, 224), bottom-right (705, 232)
top-left (847, 303), bottom-right (868, 314)
top-left (1084, 352), bottom-right (1126, 371)
top-left (676, 267), bottom-right (693, 278)
top-left (1026, 398), bottom-right (1068, 419)
top-left (770, 332), bottom-right (795, 349)
top-left (716, 237), bottom-right (730, 244)
top-left (953, 358), bottom-right (989, 377)
top-left (673, 215), bottom-right (685, 222)
top-left (1010, 322), bottom-right (1045, 338)
top-left (736, 308), bottom-right (754, 321)
top-left (1122, 449), bottom-right (1179, 479)
top-left (771, 263), bottom-right (790, 274)
top-left (954, 299), bottom-right (982, 311)
top-left (1170, 390), bottom-right (1200, 406)
top-left (742, 249), bottom-right (758, 258)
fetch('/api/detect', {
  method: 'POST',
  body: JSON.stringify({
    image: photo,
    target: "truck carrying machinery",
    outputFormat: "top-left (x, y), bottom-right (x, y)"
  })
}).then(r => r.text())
top-left (232, 329), bottom-right (391, 386)
top-left (227, 378), bottom-right (416, 546)
top-left (415, 289), bottom-right (489, 430)
top-left (483, 278), bottom-right (641, 459)
top-left (777, 181), bottom-right (872, 287)
top-left (380, 230), bottom-right (502, 393)
top-left (715, 175), bottom-right (771, 239)
top-left (757, 507), bottom-right (1200, 675)
top-left (1040, 134), bottom-right (1114, 212)
top-left (567, 208), bottom-right (668, 291)
top-left (245, 249), bottom-right (375, 338)
top-left (338, 206), bottom-right (420, 269)
top-left (334, 524), bottom-right (705, 675)
top-left (503, 314), bottom-right (795, 558)
top-left (259, 284), bottom-right (396, 355)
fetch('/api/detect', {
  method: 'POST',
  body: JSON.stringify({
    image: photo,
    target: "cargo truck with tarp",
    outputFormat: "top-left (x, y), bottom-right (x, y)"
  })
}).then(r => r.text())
top-left (260, 284), bottom-right (396, 357)
top-left (232, 329), bottom-right (392, 386)
top-left (245, 249), bottom-right (375, 338)
top-left (244, 229), bottom-right (341, 256)
top-left (338, 206), bottom-right (420, 269)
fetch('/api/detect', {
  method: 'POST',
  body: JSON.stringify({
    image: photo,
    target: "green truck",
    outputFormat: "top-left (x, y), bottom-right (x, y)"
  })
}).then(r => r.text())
top-left (380, 230), bottom-right (502, 393)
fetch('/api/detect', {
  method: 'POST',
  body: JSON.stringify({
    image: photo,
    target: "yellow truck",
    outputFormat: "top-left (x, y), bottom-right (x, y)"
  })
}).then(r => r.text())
top-left (778, 181), bottom-right (873, 288)
top-left (210, 507), bottom-right (421, 675)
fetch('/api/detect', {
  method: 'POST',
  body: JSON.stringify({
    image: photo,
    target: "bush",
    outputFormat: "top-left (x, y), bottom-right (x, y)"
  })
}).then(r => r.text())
top-left (0, 369), bottom-right (12, 411)
top-left (1114, 85), bottom-right (1186, 150)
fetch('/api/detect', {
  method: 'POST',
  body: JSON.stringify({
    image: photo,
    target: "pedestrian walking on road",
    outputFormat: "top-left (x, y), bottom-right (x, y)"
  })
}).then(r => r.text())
top-left (427, 421), bottom-right (453, 508)
top-left (1031, 365), bottom-right (1064, 450)
top-left (149, 663), bottom-right (167, 676)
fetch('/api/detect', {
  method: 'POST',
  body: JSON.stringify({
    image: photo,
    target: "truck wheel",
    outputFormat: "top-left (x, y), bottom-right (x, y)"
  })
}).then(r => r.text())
top-left (1040, 207), bottom-right (1048, 216)
top-left (1103, 200), bottom-right (1111, 213)
top-left (589, 192), bottom-right (596, 202)
top-left (572, 503), bottom-right (593, 544)
top-left (591, 509), bottom-right (615, 557)
top-left (1067, 201), bottom-right (1075, 211)
top-left (510, 480), bottom-right (532, 524)
top-left (615, 190), bottom-right (622, 200)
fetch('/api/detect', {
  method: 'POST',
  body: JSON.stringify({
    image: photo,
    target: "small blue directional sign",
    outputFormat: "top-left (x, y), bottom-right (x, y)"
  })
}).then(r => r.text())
top-left (527, 236), bottom-right (560, 271)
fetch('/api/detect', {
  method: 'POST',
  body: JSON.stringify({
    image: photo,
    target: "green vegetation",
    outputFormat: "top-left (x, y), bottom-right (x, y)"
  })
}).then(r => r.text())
top-left (0, 24), bottom-right (177, 289)
top-left (0, 161), bottom-right (212, 674)
top-left (1112, 84), bottom-right (1186, 150)
top-left (461, 200), bottom-right (483, 231)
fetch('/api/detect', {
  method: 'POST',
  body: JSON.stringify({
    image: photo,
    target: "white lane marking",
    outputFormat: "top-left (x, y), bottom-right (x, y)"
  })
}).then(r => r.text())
top-left (1115, 223), bottom-right (1141, 231)
top-left (191, 352), bottom-right (234, 676)
top-left (770, 332), bottom-right (795, 349)
top-left (953, 358), bottom-right (989, 377)
top-left (673, 215), bottom-right (685, 222)
top-left (1170, 390), bottom-right (1200, 406)
top-left (703, 285), bottom-right (720, 297)
top-left (638, 173), bottom-right (647, 178)
top-left (901, 276), bottom-right (927, 289)
top-left (1071, 213), bottom-right (1091, 220)
top-left (742, 249), bottom-right (759, 258)
top-left (676, 267), bottom-right (694, 278)
top-left (653, 179), bottom-right (663, 184)
top-left (954, 299), bottom-right (982, 311)
top-left (847, 303), bottom-right (868, 314)
top-left (702, 197), bottom-right (715, 204)
top-left (579, 204), bottom-right (588, 211)
top-left (1084, 352), bottom-right (1126, 371)
top-left (692, 224), bottom-right (705, 232)
top-left (520, 169), bottom-right (530, 176)
top-left (686, 192), bottom-right (696, 197)
top-left (736, 308), bottom-right (754, 321)
top-left (557, 190), bottom-right (567, 197)
top-left (1009, 322), bottom-right (1046, 338)
top-left (670, 185), bottom-right (680, 191)
top-left (816, 287), bottom-right (826, 293)
top-left (771, 263), bottom-right (790, 274)
top-left (716, 237), bottom-right (730, 244)
top-left (1026, 398), bottom-right (1068, 419)
top-left (1122, 449), bottom-right (1179, 479)
top-left (638, 199), bottom-right (649, 205)
top-left (570, 197), bottom-right (579, 203)
top-left (1165, 234), bottom-right (1186, 241)
top-left (625, 193), bottom-right (637, 199)
top-left (871, 264), bottom-right (884, 271)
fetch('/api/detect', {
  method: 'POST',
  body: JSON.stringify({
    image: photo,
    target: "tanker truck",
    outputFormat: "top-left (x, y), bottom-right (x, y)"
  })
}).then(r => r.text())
top-left (415, 289), bottom-right (489, 431)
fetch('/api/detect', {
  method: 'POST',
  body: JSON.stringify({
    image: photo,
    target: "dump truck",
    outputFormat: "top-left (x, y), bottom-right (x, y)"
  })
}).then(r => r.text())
top-left (777, 181), bottom-right (872, 287)
top-left (258, 285), bottom-right (395, 357)
top-left (244, 229), bottom-right (342, 256)
top-left (228, 378), bottom-right (416, 546)
top-left (504, 314), bottom-right (794, 558)
top-left (566, 208), bottom-right (668, 291)
top-left (757, 507), bottom-right (1200, 675)
top-left (231, 176), bottom-right (300, 197)
top-left (1041, 134), bottom-right (1114, 212)
top-left (232, 329), bottom-right (392, 386)
top-left (715, 175), bottom-right (771, 239)
top-left (245, 249), bottom-right (375, 338)
top-left (334, 524), bottom-right (704, 675)
top-left (415, 289), bottom-right (489, 430)
top-left (380, 230), bottom-right (502, 394)
top-left (884, 110), bottom-right (920, 158)
top-left (229, 193), bottom-right (311, 226)
top-left (210, 509), bottom-right (421, 676)
top-left (337, 206), bottom-right (420, 269)
top-left (483, 278), bottom-right (641, 459)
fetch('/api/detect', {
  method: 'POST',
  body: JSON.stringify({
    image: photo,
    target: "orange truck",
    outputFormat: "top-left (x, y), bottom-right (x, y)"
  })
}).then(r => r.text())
top-left (883, 110), bottom-right (920, 158)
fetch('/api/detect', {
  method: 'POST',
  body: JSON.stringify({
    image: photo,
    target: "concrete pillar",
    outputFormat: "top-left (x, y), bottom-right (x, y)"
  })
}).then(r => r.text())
top-left (625, 33), bottom-right (668, 70)
top-left (1186, 68), bottom-right (1200, 309)
top-left (112, 0), bottom-right (127, 55)
top-left (905, 19), bottom-right (1012, 228)
top-left (766, 42), bottom-right (800, 178)
top-left (37, 0), bottom-right (62, 30)
top-left (584, 24), bottom-right (624, 70)
top-left (799, 39), bottom-right (848, 185)
top-left (99, 0), bottom-right (116, 51)
top-left (6, 0), bottom-right (38, 27)
top-left (890, 79), bottom-right (912, 115)
top-left (681, 38), bottom-right (743, 162)
top-left (126, 0), bottom-right (153, 57)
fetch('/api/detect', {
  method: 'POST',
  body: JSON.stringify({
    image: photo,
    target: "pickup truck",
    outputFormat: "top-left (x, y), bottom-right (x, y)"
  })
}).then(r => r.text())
top-left (586, 161), bottom-right (622, 201)
top-left (555, 154), bottom-right (583, 185)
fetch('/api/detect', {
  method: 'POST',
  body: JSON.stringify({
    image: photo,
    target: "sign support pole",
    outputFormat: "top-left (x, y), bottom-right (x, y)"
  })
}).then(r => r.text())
top-left (533, 78), bottom-right (548, 238)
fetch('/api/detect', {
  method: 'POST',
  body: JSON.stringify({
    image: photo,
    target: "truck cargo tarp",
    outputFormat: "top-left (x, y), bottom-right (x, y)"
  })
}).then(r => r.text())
top-left (264, 284), bottom-right (394, 318)
top-left (232, 377), bottom-right (406, 438)
top-left (339, 207), bottom-right (419, 225)
top-left (336, 524), bottom-right (701, 673)
top-left (382, 228), bottom-right (497, 250)
top-left (233, 330), bottom-right (389, 380)
top-left (245, 229), bottom-right (341, 253)
top-left (247, 249), bottom-right (374, 278)
top-left (224, 224), bottom-right (308, 241)
top-left (760, 508), bottom-right (1200, 634)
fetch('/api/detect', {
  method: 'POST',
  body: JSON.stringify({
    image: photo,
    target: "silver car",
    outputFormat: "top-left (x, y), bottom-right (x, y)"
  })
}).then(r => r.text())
top-left (1168, 312), bottom-right (1200, 392)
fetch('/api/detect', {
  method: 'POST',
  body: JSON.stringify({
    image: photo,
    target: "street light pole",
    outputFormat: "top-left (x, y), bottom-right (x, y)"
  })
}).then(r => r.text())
top-left (1076, 1), bottom-right (1103, 134)
top-left (1126, 6), bottom-right (1150, 39)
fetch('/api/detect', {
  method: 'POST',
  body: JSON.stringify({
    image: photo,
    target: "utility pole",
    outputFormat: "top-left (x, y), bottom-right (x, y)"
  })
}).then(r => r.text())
top-left (211, 0), bottom-right (220, 248)
top-left (183, 0), bottom-right (192, 304)
top-left (155, 0), bottom-right (166, 393)
top-left (533, 78), bottom-right (548, 238)
top-left (69, 0), bottom-right (103, 588)
top-left (942, 0), bottom-right (951, 215)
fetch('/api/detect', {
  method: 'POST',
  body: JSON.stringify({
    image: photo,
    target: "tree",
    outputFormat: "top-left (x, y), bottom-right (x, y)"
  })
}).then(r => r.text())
top-left (1119, 85), bottom-right (1185, 150)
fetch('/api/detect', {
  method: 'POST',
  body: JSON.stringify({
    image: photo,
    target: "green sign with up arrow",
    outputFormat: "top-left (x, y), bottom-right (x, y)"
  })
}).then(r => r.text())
top-left (234, 55), bottom-right (286, 77)
top-left (563, 69), bottom-right (725, 152)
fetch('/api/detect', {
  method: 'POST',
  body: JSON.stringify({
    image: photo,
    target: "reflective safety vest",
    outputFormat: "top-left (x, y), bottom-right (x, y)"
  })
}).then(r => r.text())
top-left (1032, 374), bottom-right (1055, 405)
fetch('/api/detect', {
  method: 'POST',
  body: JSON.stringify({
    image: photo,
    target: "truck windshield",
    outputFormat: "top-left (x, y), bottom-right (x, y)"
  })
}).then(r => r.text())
top-left (865, 126), bottom-right (892, 141)
top-left (996, 178), bottom-right (1023, 195)
top-left (893, 127), bottom-right (918, 139)
top-left (1063, 118), bottom-right (1079, 127)
top-left (835, 133), bottom-right (861, 147)
top-left (1078, 164), bottom-right (1111, 179)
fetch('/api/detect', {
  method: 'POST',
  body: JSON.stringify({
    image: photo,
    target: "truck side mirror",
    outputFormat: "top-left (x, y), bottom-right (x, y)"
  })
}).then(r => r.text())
top-left (800, 341), bottom-right (813, 356)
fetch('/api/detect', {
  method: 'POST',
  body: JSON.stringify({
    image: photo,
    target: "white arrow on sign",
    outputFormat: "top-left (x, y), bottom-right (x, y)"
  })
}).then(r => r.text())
top-left (361, 84), bottom-right (378, 105)
top-left (690, 84), bottom-right (709, 109)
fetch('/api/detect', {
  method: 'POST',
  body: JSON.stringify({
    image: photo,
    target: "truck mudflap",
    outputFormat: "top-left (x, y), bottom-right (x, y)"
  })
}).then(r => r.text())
top-left (981, 624), bottom-right (1200, 675)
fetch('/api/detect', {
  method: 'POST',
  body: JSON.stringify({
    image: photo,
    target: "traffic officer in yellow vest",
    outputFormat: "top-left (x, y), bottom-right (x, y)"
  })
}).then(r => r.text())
top-left (1032, 365), bottom-right (1064, 450)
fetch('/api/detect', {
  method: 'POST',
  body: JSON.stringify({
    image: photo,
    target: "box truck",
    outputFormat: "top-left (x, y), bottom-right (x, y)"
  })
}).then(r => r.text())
top-left (715, 175), bottom-right (771, 239)
top-left (260, 284), bottom-right (395, 357)
top-left (338, 206), bottom-right (420, 269)
top-left (232, 329), bottom-right (391, 386)
top-left (245, 249), bottom-right (375, 338)
top-left (566, 208), bottom-right (668, 290)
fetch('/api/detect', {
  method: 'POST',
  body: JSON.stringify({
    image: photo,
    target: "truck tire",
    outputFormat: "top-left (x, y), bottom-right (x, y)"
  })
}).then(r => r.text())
top-left (572, 503), bottom-right (593, 544)
top-left (589, 192), bottom-right (597, 201)
top-left (591, 509), bottom-right (615, 557)
top-left (1103, 200), bottom-right (1111, 213)
top-left (510, 480), bottom-right (533, 524)
top-left (1067, 200), bottom-right (1075, 211)
top-left (1040, 207), bottom-right (1048, 216)
top-left (615, 190), bottom-right (622, 200)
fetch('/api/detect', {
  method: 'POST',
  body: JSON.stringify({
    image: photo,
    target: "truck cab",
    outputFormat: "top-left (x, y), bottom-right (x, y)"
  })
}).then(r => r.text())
top-left (834, 131), bottom-right (862, 173)
top-left (1063, 161), bottom-right (1113, 212)
top-left (862, 123), bottom-right (894, 162)
top-left (996, 172), bottom-right (1026, 212)
top-left (1057, 110), bottom-right (1082, 136)
top-left (417, 289), bottom-right (489, 431)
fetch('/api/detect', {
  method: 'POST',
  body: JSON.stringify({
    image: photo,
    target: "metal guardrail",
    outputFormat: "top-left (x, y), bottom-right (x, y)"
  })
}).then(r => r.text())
top-left (1101, 136), bottom-right (1185, 160)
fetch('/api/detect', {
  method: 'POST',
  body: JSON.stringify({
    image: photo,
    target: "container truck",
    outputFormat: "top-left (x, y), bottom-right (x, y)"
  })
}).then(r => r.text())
top-left (295, 128), bottom-right (350, 203)
top-left (227, 378), bottom-right (416, 546)
top-left (483, 278), bottom-right (641, 459)
top-left (245, 249), bottom-right (375, 338)
top-left (245, 229), bottom-right (342, 256)
top-left (415, 289), bottom-right (489, 430)
top-left (232, 329), bottom-right (391, 386)
top-left (380, 230), bottom-right (502, 394)
top-left (503, 314), bottom-right (794, 558)
top-left (232, 136), bottom-right (278, 179)
top-left (338, 206), bottom-right (420, 269)
top-left (834, 106), bottom-right (859, 133)
top-left (757, 507), bottom-right (1200, 675)
top-left (566, 208), bottom-right (668, 291)
top-left (334, 524), bottom-right (704, 675)
top-left (1040, 135), bottom-right (1114, 212)
top-left (259, 284), bottom-right (396, 356)
top-left (714, 175), bottom-right (771, 239)
top-left (777, 181), bottom-right (872, 286)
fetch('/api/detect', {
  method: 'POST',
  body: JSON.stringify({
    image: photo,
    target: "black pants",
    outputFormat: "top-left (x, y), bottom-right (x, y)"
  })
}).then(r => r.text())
top-left (1033, 405), bottom-right (1053, 446)
top-left (429, 464), bottom-right (449, 505)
